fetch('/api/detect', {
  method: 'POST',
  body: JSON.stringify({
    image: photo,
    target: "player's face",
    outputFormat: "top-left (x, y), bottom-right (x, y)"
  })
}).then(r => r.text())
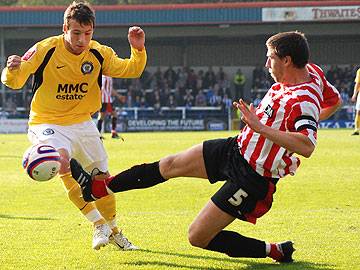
top-left (63, 19), bottom-right (93, 55)
top-left (265, 47), bottom-right (285, 83)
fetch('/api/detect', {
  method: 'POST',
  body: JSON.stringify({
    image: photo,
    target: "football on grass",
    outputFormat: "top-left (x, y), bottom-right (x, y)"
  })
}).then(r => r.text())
top-left (22, 144), bottom-right (61, 182)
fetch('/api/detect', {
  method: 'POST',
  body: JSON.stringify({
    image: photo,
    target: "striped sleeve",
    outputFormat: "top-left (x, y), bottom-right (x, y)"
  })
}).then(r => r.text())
top-left (289, 94), bottom-right (319, 146)
top-left (308, 63), bottom-right (340, 108)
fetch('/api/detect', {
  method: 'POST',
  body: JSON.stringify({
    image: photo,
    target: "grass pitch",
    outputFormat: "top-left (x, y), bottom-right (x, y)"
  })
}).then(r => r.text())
top-left (0, 130), bottom-right (359, 270)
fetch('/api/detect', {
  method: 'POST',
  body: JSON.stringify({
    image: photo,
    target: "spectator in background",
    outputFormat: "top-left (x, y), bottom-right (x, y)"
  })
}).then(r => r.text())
top-left (196, 70), bottom-right (204, 91)
top-left (176, 67), bottom-right (188, 90)
top-left (187, 68), bottom-right (198, 92)
top-left (216, 67), bottom-right (227, 84)
top-left (203, 66), bottom-right (216, 89)
top-left (221, 93), bottom-right (232, 111)
top-left (208, 84), bottom-right (222, 106)
top-left (253, 93), bottom-right (263, 108)
top-left (153, 90), bottom-right (163, 117)
top-left (140, 69), bottom-right (152, 89)
top-left (233, 68), bottom-right (246, 101)
top-left (160, 84), bottom-right (171, 106)
top-left (153, 67), bottom-right (164, 89)
top-left (164, 66), bottom-right (177, 89)
top-left (183, 89), bottom-right (194, 108)
top-left (167, 94), bottom-right (177, 109)
top-left (195, 89), bottom-right (207, 107)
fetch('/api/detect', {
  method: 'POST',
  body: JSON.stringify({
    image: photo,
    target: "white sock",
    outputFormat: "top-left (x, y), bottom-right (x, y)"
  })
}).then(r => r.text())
top-left (265, 242), bottom-right (271, 255)
top-left (85, 209), bottom-right (103, 223)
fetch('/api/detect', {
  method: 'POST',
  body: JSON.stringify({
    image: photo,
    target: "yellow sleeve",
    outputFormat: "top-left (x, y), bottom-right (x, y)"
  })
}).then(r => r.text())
top-left (355, 69), bottom-right (360, 84)
top-left (1, 44), bottom-right (43, 90)
top-left (102, 46), bottom-right (147, 79)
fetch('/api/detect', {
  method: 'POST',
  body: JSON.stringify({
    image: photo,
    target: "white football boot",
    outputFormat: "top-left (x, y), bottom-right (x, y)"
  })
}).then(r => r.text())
top-left (109, 231), bottom-right (139, 251)
top-left (92, 223), bottom-right (112, 250)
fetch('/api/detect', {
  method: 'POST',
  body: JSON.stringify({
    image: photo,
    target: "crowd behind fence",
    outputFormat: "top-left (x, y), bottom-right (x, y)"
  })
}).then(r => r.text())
top-left (0, 64), bottom-right (358, 121)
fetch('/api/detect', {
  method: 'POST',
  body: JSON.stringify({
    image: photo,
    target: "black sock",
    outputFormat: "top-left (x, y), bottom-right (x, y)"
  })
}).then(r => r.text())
top-left (205, 230), bottom-right (266, 258)
top-left (97, 119), bottom-right (103, 132)
top-left (107, 161), bottom-right (166, 192)
top-left (112, 117), bottom-right (117, 131)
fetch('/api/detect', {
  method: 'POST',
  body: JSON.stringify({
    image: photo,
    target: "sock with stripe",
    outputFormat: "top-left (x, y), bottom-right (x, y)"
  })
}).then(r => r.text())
top-left (266, 243), bottom-right (284, 261)
top-left (91, 161), bottom-right (166, 198)
top-left (205, 230), bottom-right (266, 258)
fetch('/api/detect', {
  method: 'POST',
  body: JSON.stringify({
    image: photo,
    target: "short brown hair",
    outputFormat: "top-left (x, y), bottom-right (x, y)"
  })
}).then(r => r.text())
top-left (64, 1), bottom-right (95, 28)
top-left (266, 31), bottom-right (309, 68)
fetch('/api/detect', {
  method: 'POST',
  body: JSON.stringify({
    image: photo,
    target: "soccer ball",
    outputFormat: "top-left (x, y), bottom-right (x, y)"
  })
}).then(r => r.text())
top-left (22, 144), bottom-right (61, 182)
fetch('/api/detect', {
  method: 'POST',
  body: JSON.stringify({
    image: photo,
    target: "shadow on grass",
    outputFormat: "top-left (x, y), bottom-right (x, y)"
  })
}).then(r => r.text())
top-left (0, 214), bottom-right (55, 221)
top-left (127, 249), bottom-right (335, 270)
top-left (120, 260), bottom-right (234, 270)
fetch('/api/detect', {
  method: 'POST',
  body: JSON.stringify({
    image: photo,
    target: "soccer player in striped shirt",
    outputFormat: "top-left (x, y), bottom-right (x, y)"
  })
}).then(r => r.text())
top-left (97, 75), bottom-right (123, 139)
top-left (71, 31), bottom-right (341, 262)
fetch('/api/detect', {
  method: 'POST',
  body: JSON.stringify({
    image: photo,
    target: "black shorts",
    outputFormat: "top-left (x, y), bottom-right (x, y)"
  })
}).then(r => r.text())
top-left (203, 136), bottom-right (278, 224)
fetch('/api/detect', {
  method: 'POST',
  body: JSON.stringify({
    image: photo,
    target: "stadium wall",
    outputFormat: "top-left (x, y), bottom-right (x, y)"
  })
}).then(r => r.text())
top-left (0, 1), bottom-right (359, 131)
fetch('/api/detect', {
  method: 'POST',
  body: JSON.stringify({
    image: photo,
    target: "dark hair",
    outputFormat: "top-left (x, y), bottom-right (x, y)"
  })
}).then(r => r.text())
top-left (266, 31), bottom-right (309, 68)
top-left (64, 1), bottom-right (95, 28)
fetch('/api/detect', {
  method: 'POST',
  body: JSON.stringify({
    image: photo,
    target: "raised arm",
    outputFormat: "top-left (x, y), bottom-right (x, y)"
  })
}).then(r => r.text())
top-left (234, 99), bottom-right (315, 158)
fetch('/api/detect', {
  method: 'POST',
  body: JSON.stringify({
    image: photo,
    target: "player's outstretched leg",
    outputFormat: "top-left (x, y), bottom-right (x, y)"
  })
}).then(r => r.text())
top-left (70, 158), bottom-right (97, 202)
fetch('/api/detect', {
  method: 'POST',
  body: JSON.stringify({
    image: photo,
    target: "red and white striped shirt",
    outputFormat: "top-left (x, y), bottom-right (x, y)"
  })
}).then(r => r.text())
top-left (238, 64), bottom-right (340, 178)
top-left (101, 75), bottom-right (113, 103)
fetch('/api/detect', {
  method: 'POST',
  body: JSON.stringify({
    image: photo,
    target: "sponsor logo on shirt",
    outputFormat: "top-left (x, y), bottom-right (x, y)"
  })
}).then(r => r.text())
top-left (56, 83), bottom-right (88, 100)
top-left (264, 104), bottom-right (273, 118)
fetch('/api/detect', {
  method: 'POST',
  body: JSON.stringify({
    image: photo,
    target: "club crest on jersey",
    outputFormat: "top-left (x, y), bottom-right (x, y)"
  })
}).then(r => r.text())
top-left (81, 61), bottom-right (94, 74)
top-left (42, 128), bottom-right (55, 136)
top-left (264, 104), bottom-right (273, 118)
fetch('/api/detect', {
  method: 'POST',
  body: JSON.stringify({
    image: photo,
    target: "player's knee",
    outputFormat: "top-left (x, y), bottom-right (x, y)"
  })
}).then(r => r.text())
top-left (57, 148), bottom-right (70, 174)
top-left (159, 155), bottom-right (177, 179)
top-left (188, 224), bottom-right (209, 248)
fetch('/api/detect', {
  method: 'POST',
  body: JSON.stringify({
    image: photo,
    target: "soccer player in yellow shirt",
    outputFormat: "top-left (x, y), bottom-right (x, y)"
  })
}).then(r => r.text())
top-left (351, 68), bottom-right (360, 135)
top-left (1, 1), bottom-right (146, 250)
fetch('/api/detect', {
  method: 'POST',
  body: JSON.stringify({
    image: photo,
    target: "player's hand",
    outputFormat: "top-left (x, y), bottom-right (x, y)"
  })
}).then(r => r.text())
top-left (6, 55), bottom-right (22, 70)
top-left (351, 95), bottom-right (357, 103)
top-left (233, 99), bottom-right (263, 133)
top-left (128, 26), bottom-right (145, 51)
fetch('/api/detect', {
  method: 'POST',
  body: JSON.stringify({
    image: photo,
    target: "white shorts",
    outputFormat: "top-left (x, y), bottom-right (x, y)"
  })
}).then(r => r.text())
top-left (356, 93), bottom-right (360, 111)
top-left (27, 120), bottom-right (108, 172)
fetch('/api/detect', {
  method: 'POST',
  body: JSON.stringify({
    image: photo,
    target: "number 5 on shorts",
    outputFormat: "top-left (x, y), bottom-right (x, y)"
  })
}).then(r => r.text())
top-left (228, 188), bottom-right (248, 206)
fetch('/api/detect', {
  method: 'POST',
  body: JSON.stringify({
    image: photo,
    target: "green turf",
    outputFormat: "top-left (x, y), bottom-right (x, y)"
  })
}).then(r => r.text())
top-left (0, 130), bottom-right (359, 270)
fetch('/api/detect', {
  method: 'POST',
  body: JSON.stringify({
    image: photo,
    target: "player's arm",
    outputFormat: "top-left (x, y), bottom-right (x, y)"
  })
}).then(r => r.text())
top-left (1, 45), bottom-right (39, 89)
top-left (319, 98), bottom-right (342, 121)
top-left (127, 26), bottom-right (145, 51)
top-left (234, 99), bottom-right (315, 158)
top-left (103, 26), bottom-right (147, 78)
